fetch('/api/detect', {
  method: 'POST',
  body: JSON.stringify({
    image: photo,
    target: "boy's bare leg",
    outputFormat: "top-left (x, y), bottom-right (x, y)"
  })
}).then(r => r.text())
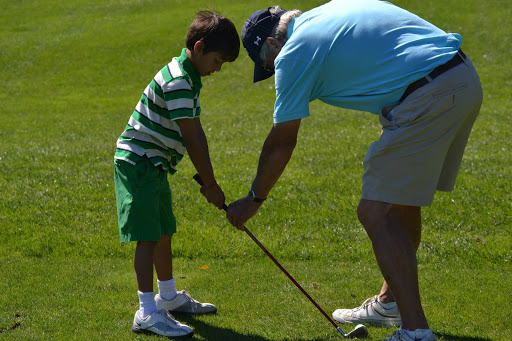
top-left (357, 199), bottom-right (427, 331)
top-left (135, 241), bottom-right (158, 292)
top-left (154, 234), bottom-right (173, 281)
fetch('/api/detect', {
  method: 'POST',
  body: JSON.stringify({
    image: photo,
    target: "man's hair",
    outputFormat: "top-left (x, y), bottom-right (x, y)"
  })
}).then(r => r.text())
top-left (259, 6), bottom-right (302, 62)
top-left (186, 10), bottom-right (240, 62)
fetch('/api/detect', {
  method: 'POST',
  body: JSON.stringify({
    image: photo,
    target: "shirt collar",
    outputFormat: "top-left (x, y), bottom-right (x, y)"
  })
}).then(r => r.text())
top-left (287, 17), bottom-right (297, 40)
top-left (177, 48), bottom-right (202, 89)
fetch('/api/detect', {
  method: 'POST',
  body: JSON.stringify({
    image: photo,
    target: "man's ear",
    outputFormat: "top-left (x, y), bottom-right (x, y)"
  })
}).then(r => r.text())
top-left (193, 40), bottom-right (205, 55)
top-left (266, 37), bottom-right (282, 49)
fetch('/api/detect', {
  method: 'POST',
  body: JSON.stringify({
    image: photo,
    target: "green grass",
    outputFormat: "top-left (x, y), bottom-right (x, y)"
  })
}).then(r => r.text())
top-left (0, 0), bottom-right (511, 340)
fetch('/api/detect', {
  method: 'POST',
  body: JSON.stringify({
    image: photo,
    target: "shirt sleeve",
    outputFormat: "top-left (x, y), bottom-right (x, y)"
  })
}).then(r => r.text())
top-left (273, 58), bottom-right (319, 124)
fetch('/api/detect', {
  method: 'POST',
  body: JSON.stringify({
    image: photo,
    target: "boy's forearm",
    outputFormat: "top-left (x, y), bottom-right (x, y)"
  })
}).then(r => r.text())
top-left (197, 123), bottom-right (211, 163)
top-left (193, 126), bottom-right (217, 187)
top-left (181, 119), bottom-right (217, 187)
top-left (187, 137), bottom-right (216, 187)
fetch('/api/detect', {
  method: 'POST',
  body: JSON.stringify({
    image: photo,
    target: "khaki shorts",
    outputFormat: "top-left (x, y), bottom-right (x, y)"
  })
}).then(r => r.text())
top-left (114, 157), bottom-right (176, 242)
top-left (362, 57), bottom-right (483, 206)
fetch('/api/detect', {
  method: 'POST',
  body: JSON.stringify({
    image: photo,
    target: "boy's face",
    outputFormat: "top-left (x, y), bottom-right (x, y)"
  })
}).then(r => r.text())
top-left (195, 51), bottom-right (229, 77)
top-left (189, 41), bottom-right (230, 77)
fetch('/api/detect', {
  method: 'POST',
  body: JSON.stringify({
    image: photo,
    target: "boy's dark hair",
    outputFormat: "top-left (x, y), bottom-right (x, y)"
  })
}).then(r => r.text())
top-left (186, 10), bottom-right (240, 62)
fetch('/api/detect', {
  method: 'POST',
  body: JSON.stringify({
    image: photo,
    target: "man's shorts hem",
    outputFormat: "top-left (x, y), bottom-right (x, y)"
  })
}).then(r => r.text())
top-left (360, 192), bottom-right (434, 207)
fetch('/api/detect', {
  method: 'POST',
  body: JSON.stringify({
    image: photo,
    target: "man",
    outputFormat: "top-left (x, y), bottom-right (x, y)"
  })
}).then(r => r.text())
top-left (227, 1), bottom-right (482, 341)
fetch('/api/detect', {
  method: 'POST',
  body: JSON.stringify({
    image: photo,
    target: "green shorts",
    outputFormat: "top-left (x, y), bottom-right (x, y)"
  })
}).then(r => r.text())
top-left (114, 157), bottom-right (176, 242)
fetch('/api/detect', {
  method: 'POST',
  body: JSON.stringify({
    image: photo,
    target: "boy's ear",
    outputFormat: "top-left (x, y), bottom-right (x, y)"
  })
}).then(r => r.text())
top-left (193, 40), bottom-right (205, 55)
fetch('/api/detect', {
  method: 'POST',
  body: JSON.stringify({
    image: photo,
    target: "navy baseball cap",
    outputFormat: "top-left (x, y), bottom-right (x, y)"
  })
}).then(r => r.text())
top-left (242, 7), bottom-right (286, 82)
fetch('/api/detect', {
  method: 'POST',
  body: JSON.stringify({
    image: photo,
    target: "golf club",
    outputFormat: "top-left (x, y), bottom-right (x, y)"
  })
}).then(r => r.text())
top-left (193, 174), bottom-right (368, 338)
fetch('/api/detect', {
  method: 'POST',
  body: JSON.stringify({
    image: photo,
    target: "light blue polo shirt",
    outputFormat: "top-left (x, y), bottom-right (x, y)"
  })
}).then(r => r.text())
top-left (273, 0), bottom-right (462, 123)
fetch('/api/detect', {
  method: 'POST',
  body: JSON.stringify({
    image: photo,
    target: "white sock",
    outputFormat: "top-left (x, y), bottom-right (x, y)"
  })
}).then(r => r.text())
top-left (157, 277), bottom-right (177, 301)
top-left (138, 291), bottom-right (157, 318)
top-left (377, 296), bottom-right (396, 309)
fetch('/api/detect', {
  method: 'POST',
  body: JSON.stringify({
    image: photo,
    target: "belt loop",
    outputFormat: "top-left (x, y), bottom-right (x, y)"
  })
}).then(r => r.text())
top-left (457, 50), bottom-right (467, 65)
top-left (425, 75), bottom-right (433, 82)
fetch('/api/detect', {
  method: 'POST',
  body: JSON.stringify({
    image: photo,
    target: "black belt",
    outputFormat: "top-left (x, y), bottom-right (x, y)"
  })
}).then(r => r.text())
top-left (399, 49), bottom-right (466, 102)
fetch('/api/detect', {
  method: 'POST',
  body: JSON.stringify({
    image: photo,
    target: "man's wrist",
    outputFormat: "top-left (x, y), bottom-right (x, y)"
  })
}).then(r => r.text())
top-left (204, 181), bottom-right (218, 189)
top-left (248, 189), bottom-right (266, 203)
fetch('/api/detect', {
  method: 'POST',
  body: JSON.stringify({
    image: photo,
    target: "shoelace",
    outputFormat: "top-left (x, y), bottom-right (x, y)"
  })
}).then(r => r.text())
top-left (162, 310), bottom-right (179, 325)
top-left (354, 296), bottom-right (377, 312)
top-left (390, 329), bottom-right (413, 341)
top-left (181, 290), bottom-right (199, 308)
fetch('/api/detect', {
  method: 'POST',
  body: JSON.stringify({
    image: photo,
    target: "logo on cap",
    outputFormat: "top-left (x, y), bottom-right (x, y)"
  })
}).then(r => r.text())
top-left (254, 36), bottom-right (262, 46)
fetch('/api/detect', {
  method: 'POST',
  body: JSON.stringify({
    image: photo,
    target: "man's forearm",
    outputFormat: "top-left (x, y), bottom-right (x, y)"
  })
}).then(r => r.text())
top-left (252, 141), bottom-right (295, 198)
top-left (251, 120), bottom-right (300, 198)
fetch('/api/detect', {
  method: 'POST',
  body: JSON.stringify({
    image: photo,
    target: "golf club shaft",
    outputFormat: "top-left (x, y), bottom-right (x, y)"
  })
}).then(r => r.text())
top-left (242, 225), bottom-right (341, 331)
top-left (193, 174), bottom-right (343, 333)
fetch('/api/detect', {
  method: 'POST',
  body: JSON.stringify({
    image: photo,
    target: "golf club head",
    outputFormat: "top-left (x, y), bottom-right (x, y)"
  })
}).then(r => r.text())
top-left (341, 324), bottom-right (368, 338)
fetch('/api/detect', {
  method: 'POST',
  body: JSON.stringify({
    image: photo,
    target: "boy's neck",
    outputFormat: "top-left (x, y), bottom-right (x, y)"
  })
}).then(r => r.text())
top-left (185, 48), bottom-right (193, 60)
top-left (185, 48), bottom-right (200, 77)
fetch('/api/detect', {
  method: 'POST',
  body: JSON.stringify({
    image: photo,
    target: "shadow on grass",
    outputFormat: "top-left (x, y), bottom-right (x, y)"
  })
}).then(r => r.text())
top-left (174, 317), bottom-right (495, 341)
top-left (177, 314), bottom-right (330, 341)
top-left (436, 333), bottom-right (491, 341)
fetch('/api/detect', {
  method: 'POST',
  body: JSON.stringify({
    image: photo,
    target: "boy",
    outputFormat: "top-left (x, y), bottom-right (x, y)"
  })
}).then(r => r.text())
top-left (114, 10), bottom-right (239, 339)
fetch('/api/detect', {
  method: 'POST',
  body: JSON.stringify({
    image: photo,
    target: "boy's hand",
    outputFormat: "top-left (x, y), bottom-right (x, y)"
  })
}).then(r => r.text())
top-left (200, 182), bottom-right (225, 209)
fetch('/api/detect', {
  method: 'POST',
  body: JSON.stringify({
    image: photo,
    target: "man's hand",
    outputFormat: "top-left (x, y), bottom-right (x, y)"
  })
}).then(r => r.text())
top-left (226, 197), bottom-right (262, 230)
top-left (200, 183), bottom-right (225, 210)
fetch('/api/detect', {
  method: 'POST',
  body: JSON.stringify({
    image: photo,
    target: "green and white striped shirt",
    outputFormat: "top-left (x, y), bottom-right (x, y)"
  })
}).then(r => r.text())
top-left (115, 48), bottom-right (202, 174)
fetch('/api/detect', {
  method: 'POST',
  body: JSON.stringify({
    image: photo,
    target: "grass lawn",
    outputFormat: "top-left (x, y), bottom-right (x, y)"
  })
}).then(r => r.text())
top-left (0, 0), bottom-right (510, 340)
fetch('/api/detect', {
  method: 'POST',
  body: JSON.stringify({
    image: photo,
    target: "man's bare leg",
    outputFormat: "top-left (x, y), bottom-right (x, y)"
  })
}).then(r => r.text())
top-left (377, 207), bottom-right (421, 304)
top-left (357, 199), bottom-right (427, 330)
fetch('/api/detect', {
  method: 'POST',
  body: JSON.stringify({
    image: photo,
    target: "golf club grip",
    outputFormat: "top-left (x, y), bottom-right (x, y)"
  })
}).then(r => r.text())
top-left (192, 174), bottom-right (228, 210)
top-left (192, 174), bottom-right (340, 330)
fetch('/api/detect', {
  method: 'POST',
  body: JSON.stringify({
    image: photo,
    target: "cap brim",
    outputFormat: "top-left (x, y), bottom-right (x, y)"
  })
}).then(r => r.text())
top-left (253, 63), bottom-right (275, 83)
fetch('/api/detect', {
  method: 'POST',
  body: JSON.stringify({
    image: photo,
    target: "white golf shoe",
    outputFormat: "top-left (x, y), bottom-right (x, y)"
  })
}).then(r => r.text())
top-left (333, 295), bottom-right (401, 327)
top-left (381, 328), bottom-right (436, 341)
top-left (132, 309), bottom-right (193, 339)
top-left (156, 290), bottom-right (217, 314)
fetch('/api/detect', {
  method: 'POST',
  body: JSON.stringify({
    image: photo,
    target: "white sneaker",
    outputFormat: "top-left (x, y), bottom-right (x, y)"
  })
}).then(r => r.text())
top-left (156, 290), bottom-right (217, 314)
top-left (333, 295), bottom-right (401, 327)
top-left (132, 309), bottom-right (193, 339)
top-left (382, 328), bottom-right (436, 341)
